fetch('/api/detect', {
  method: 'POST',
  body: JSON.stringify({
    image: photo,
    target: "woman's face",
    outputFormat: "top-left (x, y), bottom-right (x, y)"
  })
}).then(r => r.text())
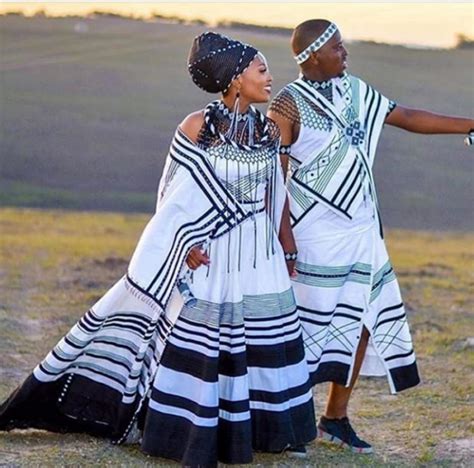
top-left (239, 54), bottom-right (273, 104)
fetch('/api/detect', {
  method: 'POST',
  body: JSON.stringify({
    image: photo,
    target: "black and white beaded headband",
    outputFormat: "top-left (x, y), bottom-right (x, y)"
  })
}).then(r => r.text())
top-left (294, 23), bottom-right (338, 65)
top-left (188, 31), bottom-right (259, 94)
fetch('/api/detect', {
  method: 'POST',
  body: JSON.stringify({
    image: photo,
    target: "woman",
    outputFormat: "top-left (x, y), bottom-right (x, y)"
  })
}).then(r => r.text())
top-left (0, 32), bottom-right (316, 465)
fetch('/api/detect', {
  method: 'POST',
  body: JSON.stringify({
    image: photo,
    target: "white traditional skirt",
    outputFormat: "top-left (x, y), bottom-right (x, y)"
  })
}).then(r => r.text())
top-left (292, 202), bottom-right (420, 394)
top-left (141, 210), bottom-right (316, 465)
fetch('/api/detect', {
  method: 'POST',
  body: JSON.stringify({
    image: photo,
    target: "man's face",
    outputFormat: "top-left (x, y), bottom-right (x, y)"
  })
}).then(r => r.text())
top-left (314, 31), bottom-right (348, 78)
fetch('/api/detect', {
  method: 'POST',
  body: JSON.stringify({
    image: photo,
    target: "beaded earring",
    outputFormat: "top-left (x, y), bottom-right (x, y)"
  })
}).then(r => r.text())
top-left (226, 87), bottom-right (241, 140)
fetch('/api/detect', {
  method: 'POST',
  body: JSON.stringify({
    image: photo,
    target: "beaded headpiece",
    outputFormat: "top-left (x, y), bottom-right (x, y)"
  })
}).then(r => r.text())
top-left (294, 23), bottom-right (338, 65)
top-left (188, 32), bottom-right (259, 94)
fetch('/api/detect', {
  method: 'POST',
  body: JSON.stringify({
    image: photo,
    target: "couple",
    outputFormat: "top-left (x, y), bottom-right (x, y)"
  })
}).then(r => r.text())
top-left (1, 19), bottom-right (472, 466)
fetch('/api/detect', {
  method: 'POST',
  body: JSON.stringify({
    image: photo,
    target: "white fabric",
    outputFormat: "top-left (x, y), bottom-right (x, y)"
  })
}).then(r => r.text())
top-left (286, 75), bottom-right (389, 226)
top-left (282, 75), bottom-right (419, 393)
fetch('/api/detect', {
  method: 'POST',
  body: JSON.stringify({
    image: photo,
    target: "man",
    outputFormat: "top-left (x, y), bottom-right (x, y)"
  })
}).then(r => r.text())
top-left (268, 19), bottom-right (474, 454)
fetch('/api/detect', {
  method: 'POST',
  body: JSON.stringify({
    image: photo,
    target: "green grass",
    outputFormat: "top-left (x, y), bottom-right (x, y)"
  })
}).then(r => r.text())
top-left (0, 207), bottom-right (473, 466)
top-left (0, 180), bottom-right (155, 212)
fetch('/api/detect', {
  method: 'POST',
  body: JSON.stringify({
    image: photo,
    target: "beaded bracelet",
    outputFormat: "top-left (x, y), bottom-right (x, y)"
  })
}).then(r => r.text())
top-left (465, 129), bottom-right (474, 147)
top-left (284, 251), bottom-right (298, 261)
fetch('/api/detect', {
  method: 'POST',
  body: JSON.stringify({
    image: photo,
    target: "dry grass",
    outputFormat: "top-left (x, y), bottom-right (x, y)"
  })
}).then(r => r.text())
top-left (0, 207), bottom-right (473, 466)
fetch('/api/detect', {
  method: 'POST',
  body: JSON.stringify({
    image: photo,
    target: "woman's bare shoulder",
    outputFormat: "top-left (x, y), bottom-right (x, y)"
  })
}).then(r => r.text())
top-left (178, 110), bottom-right (205, 143)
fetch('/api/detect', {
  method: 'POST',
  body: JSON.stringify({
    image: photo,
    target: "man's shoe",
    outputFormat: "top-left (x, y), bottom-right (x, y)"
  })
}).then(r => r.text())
top-left (317, 416), bottom-right (373, 454)
top-left (285, 444), bottom-right (308, 458)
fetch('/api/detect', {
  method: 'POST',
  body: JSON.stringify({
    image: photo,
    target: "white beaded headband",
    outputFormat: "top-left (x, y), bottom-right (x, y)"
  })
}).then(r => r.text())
top-left (294, 23), bottom-right (338, 65)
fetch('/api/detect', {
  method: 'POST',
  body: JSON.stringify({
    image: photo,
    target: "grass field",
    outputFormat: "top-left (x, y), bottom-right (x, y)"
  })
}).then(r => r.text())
top-left (1, 16), bottom-right (473, 230)
top-left (0, 207), bottom-right (473, 466)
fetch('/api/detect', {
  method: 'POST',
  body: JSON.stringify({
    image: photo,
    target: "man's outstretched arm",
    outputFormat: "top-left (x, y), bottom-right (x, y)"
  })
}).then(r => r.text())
top-left (385, 106), bottom-right (474, 134)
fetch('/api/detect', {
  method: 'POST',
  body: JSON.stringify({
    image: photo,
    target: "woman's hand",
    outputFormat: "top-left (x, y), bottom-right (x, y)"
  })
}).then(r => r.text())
top-left (186, 246), bottom-right (210, 270)
top-left (286, 259), bottom-right (297, 278)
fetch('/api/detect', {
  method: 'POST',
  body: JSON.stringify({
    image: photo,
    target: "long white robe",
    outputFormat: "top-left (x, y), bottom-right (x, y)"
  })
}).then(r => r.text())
top-left (282, 74), bottom-right (420, 393)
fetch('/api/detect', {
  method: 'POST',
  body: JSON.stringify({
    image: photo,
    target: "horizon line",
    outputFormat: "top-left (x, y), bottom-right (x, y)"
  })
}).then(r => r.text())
top-left (2, 9), bottom-right (473, 51)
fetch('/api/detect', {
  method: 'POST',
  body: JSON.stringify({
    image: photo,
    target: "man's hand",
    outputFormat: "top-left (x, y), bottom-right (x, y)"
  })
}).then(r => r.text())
top-left (186, 246), bottom-right (210, 270)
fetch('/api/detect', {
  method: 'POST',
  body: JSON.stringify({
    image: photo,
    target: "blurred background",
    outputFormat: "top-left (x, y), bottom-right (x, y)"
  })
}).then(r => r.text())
top-left (1, 2), bottom-right (473, 230)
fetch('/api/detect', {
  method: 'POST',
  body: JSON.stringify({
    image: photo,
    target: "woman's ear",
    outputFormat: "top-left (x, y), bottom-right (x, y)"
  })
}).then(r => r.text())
top-left (228, 79), bottom-right (242, 98)
top-left (236, 76), bottom-right (243, 91)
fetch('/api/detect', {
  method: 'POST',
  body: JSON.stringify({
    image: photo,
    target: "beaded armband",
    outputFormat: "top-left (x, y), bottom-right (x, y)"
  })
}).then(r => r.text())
top-left (280, 145), bottom-right (292, 155)
top-left (284, 251), bottom-right (298, 261)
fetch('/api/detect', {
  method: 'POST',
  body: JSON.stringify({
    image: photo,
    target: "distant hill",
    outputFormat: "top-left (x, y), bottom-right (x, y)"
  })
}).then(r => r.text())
top-left (1, 16), bottom-right (473, 230)
top-left (456, 34), bottom-right (474, 50)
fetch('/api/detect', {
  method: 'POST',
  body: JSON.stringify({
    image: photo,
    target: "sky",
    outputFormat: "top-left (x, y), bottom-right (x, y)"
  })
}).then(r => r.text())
top-left (1, 2), bottom-right (473, 48)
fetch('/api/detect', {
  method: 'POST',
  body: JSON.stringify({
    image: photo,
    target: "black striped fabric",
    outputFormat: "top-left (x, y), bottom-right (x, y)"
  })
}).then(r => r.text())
top-left (287, 74), bottom-right (389, 223)
top-left (293, 226), bottom-right (420, 394)
top-left (140, 296), bottom-right (316, 465)
top-left (0, 118), bottom-right (318, 466)
top-left (0, 276), bottom-right (174, 438)
top-left (134, 129), bottom-right (251, 310)
top-left (0, 130), bottom-right (272, 444)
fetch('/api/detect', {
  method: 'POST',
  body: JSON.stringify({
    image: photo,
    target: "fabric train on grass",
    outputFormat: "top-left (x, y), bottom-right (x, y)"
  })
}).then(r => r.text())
top-left (0, 104), bottom-right (317, 466)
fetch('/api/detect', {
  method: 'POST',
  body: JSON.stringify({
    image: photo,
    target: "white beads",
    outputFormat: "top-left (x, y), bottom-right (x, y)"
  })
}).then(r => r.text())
top-left (57, 373), bottom-right (74, 403)
top-left (294, 23), bottom-right (338, 64)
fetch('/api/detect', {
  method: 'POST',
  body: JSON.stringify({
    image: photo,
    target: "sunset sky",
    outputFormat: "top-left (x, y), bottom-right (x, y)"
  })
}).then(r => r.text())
top-left (1, 2), bottom-right (473, 48)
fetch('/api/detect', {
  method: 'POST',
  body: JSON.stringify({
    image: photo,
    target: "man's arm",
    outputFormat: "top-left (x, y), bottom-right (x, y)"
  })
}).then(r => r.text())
top-left (268, 103), bottom-right (299, 277)
top-left (267, 110), bottom-right (295, 179)
top-left (385, 105), bottom-right (474, 134)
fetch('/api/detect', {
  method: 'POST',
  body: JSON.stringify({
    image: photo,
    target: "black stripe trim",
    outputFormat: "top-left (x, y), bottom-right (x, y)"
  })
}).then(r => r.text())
top-left (109, 312), bottom-right (153, 326)
top-left (331, 158), bottom-right (358, 203)
top-left (374, 313), bottom-right (406, 330)
top-left (51, 349), bottom-right (76, 362)
top-left (145, 207), bottom-right (215, 292)
top-left (155, 225), bottom-right (217, 303)
top-left (378, 302), bottom-right (404, 317)
top-left (219, 398), bottom-right (249, 414)
top-left (333, 312), bottom-right (362, 321)
top-left (298, 302), bottom-right (363, 316)
top-left (105, 317), bottom-right (150, 331)
top-left (291, 176), bottom-right (352, 219)
top-left (338, 163), bottom-right (363, 208)
top-left (290, 199), bottom-right (319, 229)
top-left (77, 320), bottom-right (100, 333)
top-left (385, 349), bottom-right (414, 362)
top-left (299, 316), bottom-right (331, 327)
top-left (245, 315), bottom-right (299, 331)
top-left (150, 389), bottom-right (218, 418)
top-left (101, 321), bottom-right (147, 336)
top-left (93, 338), bottom-right (138, 356)
top-left (64, 336), bottom-right (84, 350)
top-left (344, 179), bottom-right (363, 212)
top-left (249, 380), bottom-right (311, 405)
top-left (84, 351), bottom-right (132, 372)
